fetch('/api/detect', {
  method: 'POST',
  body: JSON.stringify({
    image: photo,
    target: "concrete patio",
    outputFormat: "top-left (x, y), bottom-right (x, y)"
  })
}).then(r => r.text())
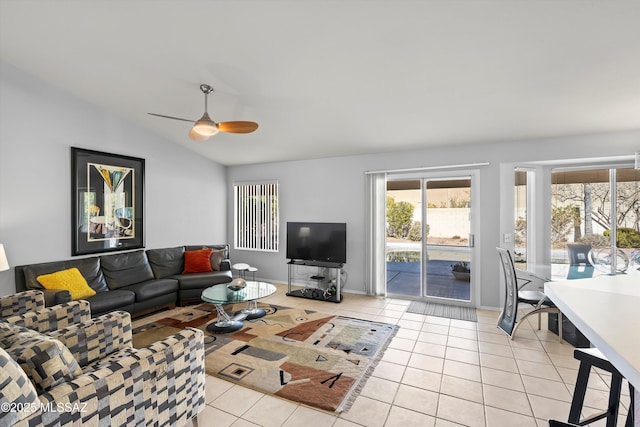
top-left (386, 259), bottom-right (471, 301)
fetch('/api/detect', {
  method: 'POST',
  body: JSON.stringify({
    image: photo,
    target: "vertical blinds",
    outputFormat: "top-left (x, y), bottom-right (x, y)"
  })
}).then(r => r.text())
top-left (234, 181), bottom-right (279, 251)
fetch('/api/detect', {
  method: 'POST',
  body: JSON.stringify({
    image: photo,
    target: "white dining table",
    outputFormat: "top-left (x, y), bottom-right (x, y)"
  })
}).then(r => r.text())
top-left (545, 274), bottom-right (639, 424)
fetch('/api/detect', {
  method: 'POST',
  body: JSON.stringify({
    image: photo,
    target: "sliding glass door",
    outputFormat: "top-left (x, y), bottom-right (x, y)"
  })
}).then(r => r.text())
top-left (386, 171), bottom-right (476, 303)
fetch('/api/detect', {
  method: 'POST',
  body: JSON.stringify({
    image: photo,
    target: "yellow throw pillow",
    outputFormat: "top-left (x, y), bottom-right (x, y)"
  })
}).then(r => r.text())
top-left (36, 268), bottom-right (96, 300)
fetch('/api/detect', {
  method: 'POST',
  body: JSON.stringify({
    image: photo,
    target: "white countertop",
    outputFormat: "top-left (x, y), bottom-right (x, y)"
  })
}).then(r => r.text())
top-left (545, 274), bottom-right (640, 389)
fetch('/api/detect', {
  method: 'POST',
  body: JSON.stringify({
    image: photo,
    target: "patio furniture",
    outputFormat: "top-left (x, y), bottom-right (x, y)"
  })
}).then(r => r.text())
top-left (567, 243), bottom-right (594, 279)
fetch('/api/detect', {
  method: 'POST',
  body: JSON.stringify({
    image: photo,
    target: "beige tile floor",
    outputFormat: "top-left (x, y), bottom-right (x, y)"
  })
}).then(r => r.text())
top-left (170, 284), bottom-right (631, 427)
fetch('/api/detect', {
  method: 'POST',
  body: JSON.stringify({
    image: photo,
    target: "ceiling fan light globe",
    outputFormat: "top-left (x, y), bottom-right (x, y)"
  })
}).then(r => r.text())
top-left (188, 127), bottom-right (210, 141)
top-left (192, 124), bottom-right (218, 136)
top-left (192, 112), bottom-right (219, 137)
top-left (193, 121), bottom-right (219, 137)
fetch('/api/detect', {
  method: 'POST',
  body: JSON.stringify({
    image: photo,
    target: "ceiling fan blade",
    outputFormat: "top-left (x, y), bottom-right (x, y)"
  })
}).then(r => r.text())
top-left (148, 113), bottom-right (195, 123)
top-left (217, 121), bottom-right (259, 134)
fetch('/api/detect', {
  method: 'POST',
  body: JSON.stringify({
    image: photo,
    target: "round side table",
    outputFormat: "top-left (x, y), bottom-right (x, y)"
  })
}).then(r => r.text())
top-left (232, 262), bottom-right (250, 278)
top-left (247, 266), bottom-right (258, 281)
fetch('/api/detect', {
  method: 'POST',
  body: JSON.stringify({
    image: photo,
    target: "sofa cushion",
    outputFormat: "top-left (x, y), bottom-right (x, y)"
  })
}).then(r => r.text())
top-left (176, 271), bottom-right (233, 290)
top-left (123, 278), bottom-right (179, 301)
top-left (85, 346), bottom-right (139, 372)
top-left (0, 347), bottom-right (38, 425)
top-left (36, 267), bottom-right (97, 300)
top-left (22, 257), bottom-right (109, 293)
top-left (183, 249), bottom-right (213, 274)
top-left (185, 244), bottom-right (229, 258)
top-left (100, 250), bottom-right (154, 289)
top-left (0, 323), bottom-right (82, 393)
top-left (146, 246), bottom-right (185, 279)
top-left (85, 290), bottom-right (135, 315)
top-left (210, 249), bottom-right (225, 271)
top-left (184, 245), bottom-right (229, 271)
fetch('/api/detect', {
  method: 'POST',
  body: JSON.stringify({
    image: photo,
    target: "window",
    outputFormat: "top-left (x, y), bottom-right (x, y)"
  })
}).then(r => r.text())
top-left (514, 170), bottom-right (528, 269)
top-left (234, 181), bottom-right (279, 251)
top-left (550, 167), bottom-right (640, 279)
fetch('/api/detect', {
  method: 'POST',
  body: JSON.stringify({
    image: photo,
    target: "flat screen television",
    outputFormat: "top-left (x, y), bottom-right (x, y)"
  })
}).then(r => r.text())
top-left (286, 222), bottom-right (346, 264)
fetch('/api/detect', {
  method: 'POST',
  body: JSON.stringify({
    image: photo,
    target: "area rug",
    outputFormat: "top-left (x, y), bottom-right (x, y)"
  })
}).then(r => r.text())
top-left (132, 303), bottom-right (399, 413)
top-left (406, 301), bottom-right (477, 322)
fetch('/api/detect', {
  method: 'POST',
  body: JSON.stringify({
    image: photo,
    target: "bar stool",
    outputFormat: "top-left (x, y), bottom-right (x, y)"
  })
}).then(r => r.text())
top-left (549, 421), bottom-right (579, 427)
top-left (568, 347), bottom-right (634, 427)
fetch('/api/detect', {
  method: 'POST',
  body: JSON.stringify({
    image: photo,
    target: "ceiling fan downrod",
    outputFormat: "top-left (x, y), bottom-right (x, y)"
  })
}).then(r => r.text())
top-left (200, 84), bottom-right (214, 114)
top-left (192, 84), bottom-right (218, 137)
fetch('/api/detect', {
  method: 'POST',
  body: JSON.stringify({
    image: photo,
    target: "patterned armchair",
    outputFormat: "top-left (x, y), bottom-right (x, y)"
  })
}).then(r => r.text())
top-left (0, 290), bottom-right (46, 319)
top-left (2, 293), bottom-right (91, 333)
top-left (0, 291), bottom-right (205, 426)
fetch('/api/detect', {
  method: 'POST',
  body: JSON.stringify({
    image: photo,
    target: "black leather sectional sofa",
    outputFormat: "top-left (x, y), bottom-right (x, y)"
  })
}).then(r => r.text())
top-left (14, 245), bottom-right (233, 317)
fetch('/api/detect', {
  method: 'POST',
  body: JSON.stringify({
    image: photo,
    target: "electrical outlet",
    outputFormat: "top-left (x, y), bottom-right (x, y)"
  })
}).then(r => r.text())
top-left (503, 233), bottom-right (513, 243)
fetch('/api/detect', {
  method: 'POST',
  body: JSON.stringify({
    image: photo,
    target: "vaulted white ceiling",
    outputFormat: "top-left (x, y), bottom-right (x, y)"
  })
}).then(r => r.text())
top-left (1, 0), bottom-right (639, 166)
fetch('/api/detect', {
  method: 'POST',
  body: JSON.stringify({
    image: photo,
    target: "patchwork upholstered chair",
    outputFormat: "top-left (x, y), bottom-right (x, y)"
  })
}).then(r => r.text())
top-left (1, 291), bottom-right (91, 334)
top-left (0, 290), bottom-right (46, 320)
top-left (0, 291), bottom-right (205, 426)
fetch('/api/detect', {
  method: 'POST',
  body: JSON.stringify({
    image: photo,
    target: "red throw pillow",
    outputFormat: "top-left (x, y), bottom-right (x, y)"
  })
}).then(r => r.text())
top-left (183, 248), bottom-right (214, 274)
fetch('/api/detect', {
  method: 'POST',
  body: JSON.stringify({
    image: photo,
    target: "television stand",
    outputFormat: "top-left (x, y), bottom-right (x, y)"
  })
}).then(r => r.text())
top-left (287, 260), bottom-right (343, 303)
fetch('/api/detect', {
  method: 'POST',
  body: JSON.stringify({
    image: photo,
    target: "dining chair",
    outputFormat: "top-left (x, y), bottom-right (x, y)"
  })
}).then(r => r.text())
top-left (496, 247), bottom-right (563, 341)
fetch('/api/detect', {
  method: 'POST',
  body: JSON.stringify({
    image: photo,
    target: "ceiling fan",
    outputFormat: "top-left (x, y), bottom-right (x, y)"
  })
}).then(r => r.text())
top-left (148, 84), bottom-right (258, 141)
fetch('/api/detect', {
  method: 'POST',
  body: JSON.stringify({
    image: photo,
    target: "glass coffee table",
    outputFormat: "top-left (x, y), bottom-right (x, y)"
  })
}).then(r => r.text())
top-left (201, 281), bottom-right (277, 333)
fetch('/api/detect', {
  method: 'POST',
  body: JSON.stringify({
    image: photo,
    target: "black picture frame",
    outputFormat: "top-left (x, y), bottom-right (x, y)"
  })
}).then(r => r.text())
top-left (71, 147), bottom-right (145, 256)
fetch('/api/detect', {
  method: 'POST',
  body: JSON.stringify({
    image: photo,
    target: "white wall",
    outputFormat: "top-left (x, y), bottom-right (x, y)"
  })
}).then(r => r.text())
top-left (0, 61), bottom-right (228, 296)
top-left (228, 131), bottom-right (639, 309)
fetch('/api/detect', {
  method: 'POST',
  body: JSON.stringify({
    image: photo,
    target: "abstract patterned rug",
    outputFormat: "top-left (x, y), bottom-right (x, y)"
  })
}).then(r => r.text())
top-left (132, 303), bottom-right (399, 413)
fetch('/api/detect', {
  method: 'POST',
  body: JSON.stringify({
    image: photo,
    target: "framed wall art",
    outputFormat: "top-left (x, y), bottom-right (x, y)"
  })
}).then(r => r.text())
top-left (71, 147), bottom-right (145, 255)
